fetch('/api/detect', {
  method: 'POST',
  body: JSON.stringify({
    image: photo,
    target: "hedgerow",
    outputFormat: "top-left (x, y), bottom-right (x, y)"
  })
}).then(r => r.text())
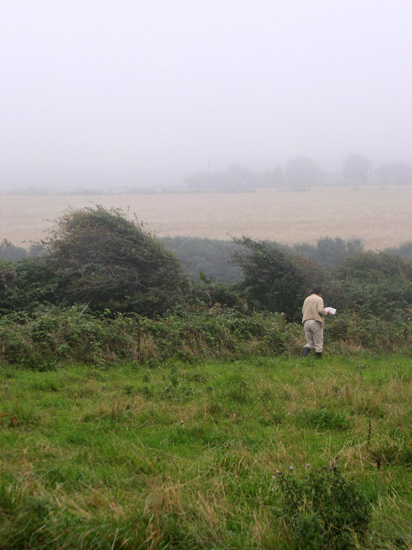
top-left (0, 307), bottom-right (289, 368)
top-left (1, 307), bottom-right (412, 369)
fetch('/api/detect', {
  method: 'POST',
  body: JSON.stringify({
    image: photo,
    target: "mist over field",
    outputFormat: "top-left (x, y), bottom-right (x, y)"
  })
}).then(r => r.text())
top-left (1, 0), bottom-right (412, 192)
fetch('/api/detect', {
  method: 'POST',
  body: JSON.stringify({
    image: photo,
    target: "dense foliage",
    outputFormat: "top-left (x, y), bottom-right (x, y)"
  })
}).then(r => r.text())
top-left (0, 307), bottom-right (290, 368)
top-left (2, 206), bottom-right (412, 356)
top-left (2, 307), bottom-right (412, 369)
top-left (232, 236), bottom-right (324, 321)
top-left (332, 250), bottom-right (412, 321)
top-left (1, 207), bottom-right (187, 316)
top-left (0, 258), bottom-right (59, 316)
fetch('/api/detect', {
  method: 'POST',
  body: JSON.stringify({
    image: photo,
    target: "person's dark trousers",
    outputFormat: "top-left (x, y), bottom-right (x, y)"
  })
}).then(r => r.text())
top-left (302, 347), bottom-right (311, 357)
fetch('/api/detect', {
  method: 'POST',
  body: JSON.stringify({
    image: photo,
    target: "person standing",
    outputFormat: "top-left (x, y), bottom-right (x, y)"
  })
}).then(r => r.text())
top-left (301, 286), bottom-right (331, 358)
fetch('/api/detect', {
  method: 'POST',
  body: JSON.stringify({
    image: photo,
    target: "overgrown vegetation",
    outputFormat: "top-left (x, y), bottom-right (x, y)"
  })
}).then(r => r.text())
top-left (0, 307), bottom-right (289, 368)
top-left (1, 307), bottom-right (412, 370)
top-left (232, 236), bottom-right (325, 322)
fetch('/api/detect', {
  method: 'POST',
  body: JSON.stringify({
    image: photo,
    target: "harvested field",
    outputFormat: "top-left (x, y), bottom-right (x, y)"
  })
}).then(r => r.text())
top-left (1, 186), bottom-right (412, 250)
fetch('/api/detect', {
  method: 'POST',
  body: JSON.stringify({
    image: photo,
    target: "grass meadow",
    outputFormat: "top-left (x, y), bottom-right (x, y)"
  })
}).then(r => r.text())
top-left (2, 186), bottom-right (412, 250)
top-left (1, 353), bottom-right (412, 549)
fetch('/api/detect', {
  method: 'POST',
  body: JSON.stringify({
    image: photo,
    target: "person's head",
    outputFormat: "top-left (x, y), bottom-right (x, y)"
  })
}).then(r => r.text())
top-left (311, 286), bottom-right (323, 296)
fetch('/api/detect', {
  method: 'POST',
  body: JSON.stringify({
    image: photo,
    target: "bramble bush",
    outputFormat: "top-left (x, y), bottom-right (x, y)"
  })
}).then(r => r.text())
top-left (326, 313), bottom-right (412, 351)
top-left (0, 307), bottom-right (288, 368)
top-left (1, 307), bottom-right (412, 368)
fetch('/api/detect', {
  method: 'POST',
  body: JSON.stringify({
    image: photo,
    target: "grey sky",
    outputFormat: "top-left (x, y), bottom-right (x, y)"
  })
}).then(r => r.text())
top-left (1, 0), bottom-right (412, 190)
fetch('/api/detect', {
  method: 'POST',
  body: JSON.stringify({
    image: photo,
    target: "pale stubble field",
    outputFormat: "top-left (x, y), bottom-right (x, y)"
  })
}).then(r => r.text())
top-left (1, 186), bottom-right (412, 250)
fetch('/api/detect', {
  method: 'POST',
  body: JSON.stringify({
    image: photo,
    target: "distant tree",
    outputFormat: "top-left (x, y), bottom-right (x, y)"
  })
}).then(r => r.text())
top-left (294, 237), bottom-right (364, 268)
top-left (2, 246), bottom-right (28, 261)
top-left (285, 156), bottom-right (322, 188)
top-left (184, 171), bottom-right (216, 191)
top-left (259, 165), bottom-right (284, 188)
top-left (232, 236), bottom-right (324, 321)
top-left (0, 241), bottom-right (17, 291)
top-left (185, 165), bottom-right (257, 192)
top-left (40, 206), bottom-right (187, 315)
top-left (335, 250), bottom-right (412, 283)
top-left (342, 154), bottom-right (371, 185)
top-left (226, 164), bottom-right (256, 189)
top-left (1, 244), bottom-right (42, 261)
top-left (0, 238), bottom-right (44, 262)
top-left (376, 162), bottom-right (412, 186)
top-left (0, 239), bottom-right (11, 259)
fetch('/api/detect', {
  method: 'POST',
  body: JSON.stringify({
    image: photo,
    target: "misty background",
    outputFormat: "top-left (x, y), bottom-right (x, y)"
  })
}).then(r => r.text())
top-left (1, 0), bottom-right (412, 192)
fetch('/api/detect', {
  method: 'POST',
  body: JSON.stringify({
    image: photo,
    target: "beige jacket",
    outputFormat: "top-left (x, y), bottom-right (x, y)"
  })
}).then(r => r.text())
top-left (302, 294), bottom-right (327, 326)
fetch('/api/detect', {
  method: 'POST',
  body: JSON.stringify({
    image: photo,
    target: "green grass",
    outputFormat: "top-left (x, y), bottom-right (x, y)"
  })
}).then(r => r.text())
top-left (1, 353), bottom-right (412, 549)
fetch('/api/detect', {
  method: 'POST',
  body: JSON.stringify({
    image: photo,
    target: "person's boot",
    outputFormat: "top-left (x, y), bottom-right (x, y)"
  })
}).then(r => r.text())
top-left (316, 352), bottom-right (322, 358)
top-left (302, 347), bottom-right (311, 357)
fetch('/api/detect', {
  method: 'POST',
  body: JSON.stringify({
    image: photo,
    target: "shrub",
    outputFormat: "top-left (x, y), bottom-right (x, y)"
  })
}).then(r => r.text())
top-left (332, 251), bottom-right (412, 322)
top-left (232, 236), bottom-right (325, 322)
top-left (8, 206), bottom-right (188, 316)
top-left (276, 465), bottom-right (372, 549)
top-left (326, 313), bottom-right (412, 351)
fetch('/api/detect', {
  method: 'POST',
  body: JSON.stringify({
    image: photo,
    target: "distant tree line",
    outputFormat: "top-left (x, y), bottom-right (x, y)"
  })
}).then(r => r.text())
top-left (184, 155), bottom-right (412, 192)
top-left (6, 155), bottom-right (412, 197)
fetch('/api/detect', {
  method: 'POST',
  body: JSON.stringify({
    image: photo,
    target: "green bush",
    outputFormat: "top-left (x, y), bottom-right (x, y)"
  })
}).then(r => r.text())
top-left (326, 313), bottom-right (412, 350)
top-left (332, 251), bottom-right (412, 322)
top-left (276, 465), bottom-right (372, 549)
top-left (232, 236), bottom-right (325, 322)
top-left (1, 206), bottom-right (188, 317)
top-left (2, 306), bottom-right (412, 369)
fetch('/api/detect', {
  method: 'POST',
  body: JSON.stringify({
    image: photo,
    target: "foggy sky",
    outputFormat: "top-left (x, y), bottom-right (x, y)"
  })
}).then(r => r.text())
top-left (1, 0), bottom-right (412, 190)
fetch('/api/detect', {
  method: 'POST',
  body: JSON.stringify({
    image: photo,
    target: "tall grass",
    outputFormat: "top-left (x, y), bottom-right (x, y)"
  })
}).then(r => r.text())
top-left (1, 355), bottom-right (412, 548)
